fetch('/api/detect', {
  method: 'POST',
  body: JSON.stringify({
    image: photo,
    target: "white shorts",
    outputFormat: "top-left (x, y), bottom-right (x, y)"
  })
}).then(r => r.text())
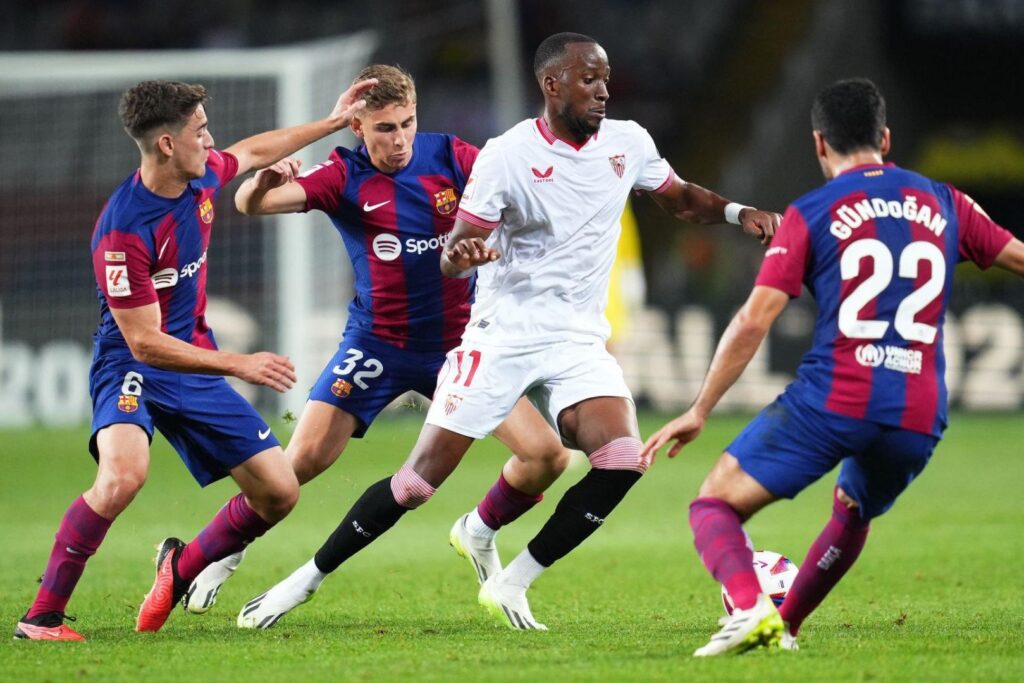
top-left (426, 338), bottom-right (633, 442)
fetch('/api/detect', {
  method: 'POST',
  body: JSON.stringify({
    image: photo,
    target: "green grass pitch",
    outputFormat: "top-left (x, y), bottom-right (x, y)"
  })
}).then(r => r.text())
top-left (2, 412), bottom-right (1022, 681)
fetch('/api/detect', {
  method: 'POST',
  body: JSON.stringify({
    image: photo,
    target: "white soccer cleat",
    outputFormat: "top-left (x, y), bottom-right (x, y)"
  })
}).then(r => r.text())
top-left (449, 513), bottom-right (502, 585)
top-left (478, 573), bottom-right (547, 631)
top-left (237, 564), bottom-right (320, 630)
top-left (693, 594), bottom-right (783, 657)
top-left (778, 626), bottom-right (799, 651)
top-left (184, 550), bottom-right (246, 615)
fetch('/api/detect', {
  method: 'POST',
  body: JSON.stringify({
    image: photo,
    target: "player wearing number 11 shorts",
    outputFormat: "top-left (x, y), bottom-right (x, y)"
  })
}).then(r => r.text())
top-left (186, 65), bottom-right (571, 629)
top-left (642, 78), bottom-right (1024, 656)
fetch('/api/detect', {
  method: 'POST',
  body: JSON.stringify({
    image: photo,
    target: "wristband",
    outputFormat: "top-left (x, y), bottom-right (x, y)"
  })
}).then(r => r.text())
top-left (724, 202), bottom-right (752, 225)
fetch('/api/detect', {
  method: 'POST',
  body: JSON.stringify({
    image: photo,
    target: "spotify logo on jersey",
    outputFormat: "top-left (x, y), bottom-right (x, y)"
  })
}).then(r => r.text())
top-left (372, 233), bottom-right (402, 261)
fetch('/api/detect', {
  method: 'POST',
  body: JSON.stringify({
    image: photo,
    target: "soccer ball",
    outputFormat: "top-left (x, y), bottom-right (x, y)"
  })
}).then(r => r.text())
top-left (721, 550), bottom-right (799, 615)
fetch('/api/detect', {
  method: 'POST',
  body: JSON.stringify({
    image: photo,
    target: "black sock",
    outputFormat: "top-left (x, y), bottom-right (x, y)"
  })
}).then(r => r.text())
top-left (526, 468), bottom-right (642, 567)
top-left (313, 477), bottom-right (409, 574)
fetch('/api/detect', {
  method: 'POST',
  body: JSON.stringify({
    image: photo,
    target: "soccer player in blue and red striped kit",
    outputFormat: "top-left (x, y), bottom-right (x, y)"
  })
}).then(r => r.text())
top-left (185, 65), bottom-right (570, 628)
top-left (13, 77), bottom-right (378, 640)
top-left (643, 78), bottom-right (1024, 656)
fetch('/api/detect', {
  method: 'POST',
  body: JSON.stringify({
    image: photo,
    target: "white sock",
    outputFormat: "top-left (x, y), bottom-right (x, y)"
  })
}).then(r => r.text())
top-left (296, 558), bottom-right (328, 592)
top-left (500, 549), bottom-right (545, 589)
top-left (466, 508), bottom-right (498, 540)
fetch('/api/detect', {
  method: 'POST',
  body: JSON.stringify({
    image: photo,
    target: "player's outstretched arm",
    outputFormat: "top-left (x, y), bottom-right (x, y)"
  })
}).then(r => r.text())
top-left (441, 218), bottom-right (500, 278)
top-left (235, 158), bottom-right (308, 215)
top-left (640, 286), bottom-right (789, 460)
top-left (649, 177), bottom-right (780, 244)
top-left (110, 304), bottom-right (296, 392)
top-left (225, 78), bottom-right (378, 177)
top-left (993, 237), bottom-right (1024, 277)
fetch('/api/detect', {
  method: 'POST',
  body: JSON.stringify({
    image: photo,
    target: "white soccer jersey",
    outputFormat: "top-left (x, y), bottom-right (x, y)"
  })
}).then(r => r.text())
top-left (456, 117), bottom-right (674, 346)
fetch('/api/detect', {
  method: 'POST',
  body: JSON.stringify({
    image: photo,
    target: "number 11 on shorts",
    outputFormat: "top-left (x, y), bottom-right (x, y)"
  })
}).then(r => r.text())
top-left (442, 349), bottom-right (481, 388)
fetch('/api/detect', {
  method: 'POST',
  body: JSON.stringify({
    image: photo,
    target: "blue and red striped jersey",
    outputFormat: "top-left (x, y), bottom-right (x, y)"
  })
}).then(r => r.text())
top-left (758, 163), bottom-right (1013, 436)
top-left (296, 132), bottom-right (477, 353)
top-left (90, 150), bottom-right (239, 353)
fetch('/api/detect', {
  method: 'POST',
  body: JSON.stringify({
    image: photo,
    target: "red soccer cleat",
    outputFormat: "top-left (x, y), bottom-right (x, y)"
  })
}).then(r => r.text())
top-left (14, 612), bottom-right (86, 641)
top-left (136, 537), bottom-right (187, 633)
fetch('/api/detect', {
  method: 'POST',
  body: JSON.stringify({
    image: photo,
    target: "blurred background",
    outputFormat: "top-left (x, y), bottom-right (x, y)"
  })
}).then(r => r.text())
top-left (1, 0), bottom-right (1022, 427)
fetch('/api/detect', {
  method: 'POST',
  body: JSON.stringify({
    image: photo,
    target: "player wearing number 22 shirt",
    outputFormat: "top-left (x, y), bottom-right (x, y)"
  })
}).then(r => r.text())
top-left (643, 78), bottom-right (1024, 657)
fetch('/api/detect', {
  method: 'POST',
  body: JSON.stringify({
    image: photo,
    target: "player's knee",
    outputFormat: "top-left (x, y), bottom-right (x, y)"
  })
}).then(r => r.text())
top-left (521, 443), bottom-right (572, 475)
top-left (389, 464), bottom-right (436, 509)
top-left (588, 436), bottom-right (648, 474)
top-left (92, 461), bottom-right (148, 513)
top-left (252, 476), bottom-right (300, 522)
top-left (836, 487), bottom-right (859, 510)
top-left (548, 446), bottom-right (573, 475)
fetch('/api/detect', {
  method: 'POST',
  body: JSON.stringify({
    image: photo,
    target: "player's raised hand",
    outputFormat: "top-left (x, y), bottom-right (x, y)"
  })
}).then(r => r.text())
top-left (445, 237), bottom-right (501, 271)
top-left (253, 158), bottom-right (302, 190)
top-left (327, 78), bottom-right (380, 131)
top-left (640, 409), bottom-right (706, 460)
top-left (234, 352), bottom-right (297, 393)
top-left (740, 209), bottom-right (781, 245)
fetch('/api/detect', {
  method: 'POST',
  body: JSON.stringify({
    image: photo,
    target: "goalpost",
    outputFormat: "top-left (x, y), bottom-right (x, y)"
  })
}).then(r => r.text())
top-left (0, 34), bottom-right (377, 425)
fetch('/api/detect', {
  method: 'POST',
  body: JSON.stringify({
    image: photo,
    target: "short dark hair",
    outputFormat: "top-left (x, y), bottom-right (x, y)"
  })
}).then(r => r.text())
top-left (811, 78), bottom-right (886, 155)
top-left (119, 80), bottom-right (208, 143)
top-left (533, 32), bottom-right (598, 76)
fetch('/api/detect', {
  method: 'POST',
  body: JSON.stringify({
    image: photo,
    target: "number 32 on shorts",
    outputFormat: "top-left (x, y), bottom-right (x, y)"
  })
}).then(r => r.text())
top-left (332, 348), bottom-right (384, 390)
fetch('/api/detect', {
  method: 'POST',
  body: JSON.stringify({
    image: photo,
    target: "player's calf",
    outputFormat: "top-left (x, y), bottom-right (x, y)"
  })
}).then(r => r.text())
top-left (526, 437), bottom-right (647, 567)
top-left (313, 465), bottom-right (433, 576)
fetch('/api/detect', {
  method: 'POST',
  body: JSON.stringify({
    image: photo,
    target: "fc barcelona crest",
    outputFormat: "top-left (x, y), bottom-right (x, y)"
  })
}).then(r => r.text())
top-left (434, 187), bottom-right (458, 215)
top-left (198, 198), bottom-right (215, 224)
top-left (331, 378), bottom-right (353, 398)
top-left (117, 394), bottom-right (139, 413)
top-left (608, 154), bottom-right (626, 178)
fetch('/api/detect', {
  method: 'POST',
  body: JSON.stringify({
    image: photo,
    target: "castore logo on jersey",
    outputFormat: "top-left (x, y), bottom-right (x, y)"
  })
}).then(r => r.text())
top-left (531, 166), bottom-right (554, 183)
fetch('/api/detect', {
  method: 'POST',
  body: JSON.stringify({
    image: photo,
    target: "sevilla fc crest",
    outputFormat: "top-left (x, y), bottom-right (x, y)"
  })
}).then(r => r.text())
top-left (331, 378), bottom-right (353, 398)
top-left (198, 198), bottom-right (215, 224)
top-left (608, 154), bottom-right (625, 178)
top-left (434, 187), bottom-right (458, 215)
top-left (117, 394), bottom-right (139, 413)
top-left (444, 393), bottom-right (463, 416)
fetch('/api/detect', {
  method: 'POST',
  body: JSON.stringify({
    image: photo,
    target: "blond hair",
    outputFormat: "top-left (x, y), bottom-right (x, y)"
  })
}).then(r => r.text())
top-left (352, 64), bottom-right (416, 111)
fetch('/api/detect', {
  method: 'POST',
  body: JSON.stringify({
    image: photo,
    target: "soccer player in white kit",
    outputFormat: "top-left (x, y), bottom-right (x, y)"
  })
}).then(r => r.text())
top-left (440, 32), bottom-right (779, 629)
top-left (232, 32), bottom-right (779, 632)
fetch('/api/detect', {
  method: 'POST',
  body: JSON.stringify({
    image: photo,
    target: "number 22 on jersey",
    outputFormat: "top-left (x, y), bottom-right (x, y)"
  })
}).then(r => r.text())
top-left (839, 239), bottom-right (946, 344)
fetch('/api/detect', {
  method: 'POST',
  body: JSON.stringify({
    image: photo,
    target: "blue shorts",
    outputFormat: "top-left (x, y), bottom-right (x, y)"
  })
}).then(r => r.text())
top-left (89, 351), bottom-right (281, 487)
top-left (727, 391), bottom-right (939, 520)
top-left (307, 332), bottom-right (445, 437)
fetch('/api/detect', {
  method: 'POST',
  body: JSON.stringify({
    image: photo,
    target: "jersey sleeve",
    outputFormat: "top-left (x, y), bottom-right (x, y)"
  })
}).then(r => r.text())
top-left (207, 149), bottom-right (239, 187)
top-left (632, 125), bottom-right (675, 193)
top-left (295, 149), bottom-right (347, 214)
top-left (754, 204), bottom-right (811, 298)
top-left (452, 136), bottom-right (480, 178)
top-left (455, 139), bottom-right (507, 230)
top-left (92, 229), bottom-right (158, 309)
top-left (951, 185), bottom-right (1014, 269)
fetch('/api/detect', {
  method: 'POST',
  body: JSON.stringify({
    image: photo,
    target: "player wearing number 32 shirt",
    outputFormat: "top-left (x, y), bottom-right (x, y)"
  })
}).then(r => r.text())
top-left (192, 65), bottom-right (571, 630)
top-left (643, 79), bottom-right (1024, 657)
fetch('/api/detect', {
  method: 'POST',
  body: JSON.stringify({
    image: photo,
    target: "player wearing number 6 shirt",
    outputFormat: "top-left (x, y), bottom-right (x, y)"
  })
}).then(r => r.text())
top-left (266, 33), bottom-right (778, 633)
top-left (642, 79), bottom-right (1024, 657)
top-left (186, 65), bottom-right (570, 630)
top-left (13, 78), bottom-right (379, 641)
